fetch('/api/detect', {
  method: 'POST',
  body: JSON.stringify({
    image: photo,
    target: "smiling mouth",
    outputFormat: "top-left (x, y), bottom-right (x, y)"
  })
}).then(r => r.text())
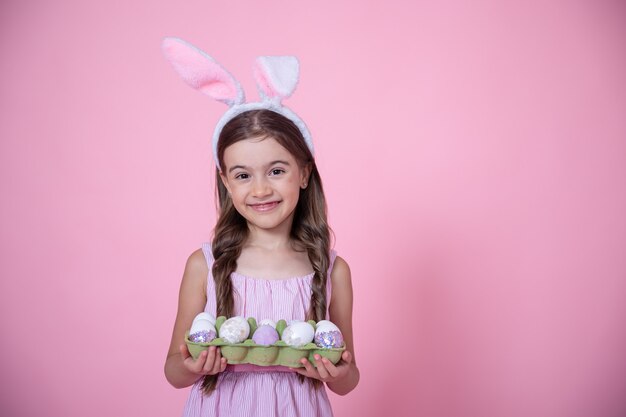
top-left (249, 201), bottom-right (280, 212)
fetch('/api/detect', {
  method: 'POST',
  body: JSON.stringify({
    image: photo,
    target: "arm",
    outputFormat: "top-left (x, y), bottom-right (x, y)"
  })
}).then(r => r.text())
top-left (295, 256), bottom-right (360, 395)
top-left (164, 249), bottom-right (227, 389)
top-left (326, 256), bottom-right (360, 395)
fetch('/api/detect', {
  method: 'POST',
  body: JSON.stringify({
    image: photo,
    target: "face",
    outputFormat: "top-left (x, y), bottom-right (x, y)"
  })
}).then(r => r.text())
top-left (219, 136), bottom-right (310, 234)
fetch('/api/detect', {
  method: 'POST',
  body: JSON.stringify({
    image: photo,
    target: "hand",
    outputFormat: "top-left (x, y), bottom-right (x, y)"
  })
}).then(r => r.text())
top-left (179, 344), bottom-right (227, 376)
top-left (292, 350), bottom-right (353, 383)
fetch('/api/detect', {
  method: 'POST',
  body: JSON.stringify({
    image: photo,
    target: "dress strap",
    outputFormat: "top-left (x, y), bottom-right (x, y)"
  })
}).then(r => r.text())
top-left (201, 242), bottom-right (214, 265)
top-left (325, 249), bottom-right (337, 319)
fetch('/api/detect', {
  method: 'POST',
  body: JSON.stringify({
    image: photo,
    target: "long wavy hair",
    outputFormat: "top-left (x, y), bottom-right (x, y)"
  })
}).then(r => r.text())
top-left (201, 109), bottom-right (331, 393)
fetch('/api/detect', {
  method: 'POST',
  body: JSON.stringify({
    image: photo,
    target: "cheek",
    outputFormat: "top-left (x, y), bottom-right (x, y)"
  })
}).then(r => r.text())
top-left (231, 187), bottom-right (246, 201)
top-left (282, 179), bottom-right (300, 195)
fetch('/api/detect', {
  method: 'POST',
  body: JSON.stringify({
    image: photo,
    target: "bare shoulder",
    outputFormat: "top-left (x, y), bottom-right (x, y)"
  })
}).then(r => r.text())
top-left (180, 248), bottom-right (209, 297)
top-left (186, 248), bottom-right (209, 276)
top-left (329, 255), bottom-right (353, 310)
top-left (331, 256), bottom-right (352, 288)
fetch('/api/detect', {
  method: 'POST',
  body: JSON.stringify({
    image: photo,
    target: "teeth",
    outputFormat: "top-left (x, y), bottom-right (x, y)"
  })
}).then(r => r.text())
top-left (250, 202), bottom-right (278, 211)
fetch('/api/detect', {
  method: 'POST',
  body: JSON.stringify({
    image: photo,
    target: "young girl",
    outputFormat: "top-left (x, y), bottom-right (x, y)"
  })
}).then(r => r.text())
top-left (162, 38), bottom-right (359, 416)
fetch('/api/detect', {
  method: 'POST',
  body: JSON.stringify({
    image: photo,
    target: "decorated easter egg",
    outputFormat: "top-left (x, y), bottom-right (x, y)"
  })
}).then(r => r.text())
top-left (252, 324), bottom-right (280, 346)
top-left (314, 320), bottom-right (344, 348)
top-left (219, 316), bottom-right (250, 344)
top-left (192, 312), bottom-right (216, 326)
top-left (315, 320), bottom-right (335, 329)
top-left (282, 321), bottom-right (315, 347)
top-left (189, 319), bottom-right (217, 343)
top-left (258, 319), bottom-right (277, 328)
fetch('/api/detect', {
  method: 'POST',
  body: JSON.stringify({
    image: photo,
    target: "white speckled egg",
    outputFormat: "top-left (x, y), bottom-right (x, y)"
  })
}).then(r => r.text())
top-left (282, 321), bottom-right (315, 347)
top-left (219, 316), bottom-right (250, 344)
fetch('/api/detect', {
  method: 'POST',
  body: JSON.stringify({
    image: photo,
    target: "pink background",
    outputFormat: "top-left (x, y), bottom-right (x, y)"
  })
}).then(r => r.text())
top-left (1, 1), bottom-right (625, 416)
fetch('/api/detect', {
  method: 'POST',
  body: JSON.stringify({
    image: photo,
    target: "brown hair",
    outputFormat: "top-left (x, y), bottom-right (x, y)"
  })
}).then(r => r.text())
top-left (201, 109), bottom-right (331, 393)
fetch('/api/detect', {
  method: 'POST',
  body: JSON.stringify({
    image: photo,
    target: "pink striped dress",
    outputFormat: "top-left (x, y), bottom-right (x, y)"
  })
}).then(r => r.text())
top-left (182, 242), bottom-right (336, 417)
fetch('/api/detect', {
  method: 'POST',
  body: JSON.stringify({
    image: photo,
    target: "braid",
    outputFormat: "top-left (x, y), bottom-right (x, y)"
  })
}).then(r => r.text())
top-left (201, 183), bottom-right (248, 394)
top-left (291, 168), bottom-right (331, 322)
top-left (306, 250), bottom-right (329, 322)
top-left (292, 168), bottom-right (332, 391)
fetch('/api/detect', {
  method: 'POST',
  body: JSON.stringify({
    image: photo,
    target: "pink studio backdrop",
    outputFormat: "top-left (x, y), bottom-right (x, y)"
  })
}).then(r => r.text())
top-left (1, 1), bottom-right (625, 416)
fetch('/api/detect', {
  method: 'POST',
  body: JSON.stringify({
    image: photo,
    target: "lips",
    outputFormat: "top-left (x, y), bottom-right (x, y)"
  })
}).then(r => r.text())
top-left (249, 201), bottom-right (280, 212)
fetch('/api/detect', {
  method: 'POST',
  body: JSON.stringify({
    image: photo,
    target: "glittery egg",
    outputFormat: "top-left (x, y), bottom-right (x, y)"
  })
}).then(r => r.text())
top-left (252, 324), bottom-right (280, 346)
top-left (315, 320), bottom-right (340, 333)
top-left (189, 319), bottom-right (217, 343)
top-left (282, 321), bottom-right (315, 347)
top-left (314, 330), bottom-right (344, 348)
top-left (219, 316), bottom-right (250, 344)
top-left (314, 320), bottom-right (344, 348)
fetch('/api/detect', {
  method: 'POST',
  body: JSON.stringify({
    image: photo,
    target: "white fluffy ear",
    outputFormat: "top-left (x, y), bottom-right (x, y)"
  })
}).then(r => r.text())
top-left (253, 56), bottom-right (299, 101)
top-left (162, 37), bottom-right (244, 106)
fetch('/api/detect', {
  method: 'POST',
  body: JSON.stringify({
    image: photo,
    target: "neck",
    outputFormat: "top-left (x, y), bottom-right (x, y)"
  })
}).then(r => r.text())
top-left (246, 221), bottom-right (294, 251)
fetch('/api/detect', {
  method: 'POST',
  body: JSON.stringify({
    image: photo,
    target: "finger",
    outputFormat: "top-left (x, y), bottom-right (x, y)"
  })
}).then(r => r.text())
top-left (188, 349), bottom-right (208, 373)
top-left (209, 347), bottom-right (224, 375)
top-left (205, 346), bottom-right (220, 373)
top-left (320, 356), bottom-right (339, 378)
top-left (341, 350), bottom-right (353, 364)
top-left (299, 357), bottom-right (315, 375)
top-left (179, 344), bottom-right (191, 360)
top-left (219, 357), bottom-right (228, 372)
top-left (314, 354), bottom-right (329, 380)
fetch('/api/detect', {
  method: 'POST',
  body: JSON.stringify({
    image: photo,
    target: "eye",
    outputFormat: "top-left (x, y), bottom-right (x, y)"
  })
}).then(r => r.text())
top-left (269, 168), bottom-right (285, 176)
top-left (234, 172), bottom-right (250, 180)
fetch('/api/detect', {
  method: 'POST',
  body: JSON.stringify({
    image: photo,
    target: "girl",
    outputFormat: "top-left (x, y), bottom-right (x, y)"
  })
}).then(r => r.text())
top-left (162, 38), bottom-right (359, 417)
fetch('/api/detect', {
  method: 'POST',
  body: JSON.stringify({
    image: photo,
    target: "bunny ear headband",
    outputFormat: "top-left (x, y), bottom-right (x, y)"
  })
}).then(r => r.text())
top-left (161, 37), bottom-right (313, 170)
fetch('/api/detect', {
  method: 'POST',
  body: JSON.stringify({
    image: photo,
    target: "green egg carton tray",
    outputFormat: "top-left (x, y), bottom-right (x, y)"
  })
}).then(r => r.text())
top-left (185, 316), bottom-right (345, 368)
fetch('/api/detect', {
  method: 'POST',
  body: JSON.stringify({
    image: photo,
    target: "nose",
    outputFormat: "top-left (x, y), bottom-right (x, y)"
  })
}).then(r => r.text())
top-left (251, 176), bottom-right (272, 198)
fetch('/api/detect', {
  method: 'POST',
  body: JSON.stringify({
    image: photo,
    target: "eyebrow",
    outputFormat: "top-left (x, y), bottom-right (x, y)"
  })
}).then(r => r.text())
top-left (228, 160), bottom-right (291, 173)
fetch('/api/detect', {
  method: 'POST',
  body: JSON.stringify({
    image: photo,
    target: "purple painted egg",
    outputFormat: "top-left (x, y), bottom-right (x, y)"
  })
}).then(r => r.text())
top-left (252, 324), bottom-right (280, 346)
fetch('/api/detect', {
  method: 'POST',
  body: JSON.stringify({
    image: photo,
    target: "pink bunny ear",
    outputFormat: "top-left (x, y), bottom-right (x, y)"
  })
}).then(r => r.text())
top-left (162, 37), bottom-right (244, 106)
top-left (253, 56), bottom-right (299, 100)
